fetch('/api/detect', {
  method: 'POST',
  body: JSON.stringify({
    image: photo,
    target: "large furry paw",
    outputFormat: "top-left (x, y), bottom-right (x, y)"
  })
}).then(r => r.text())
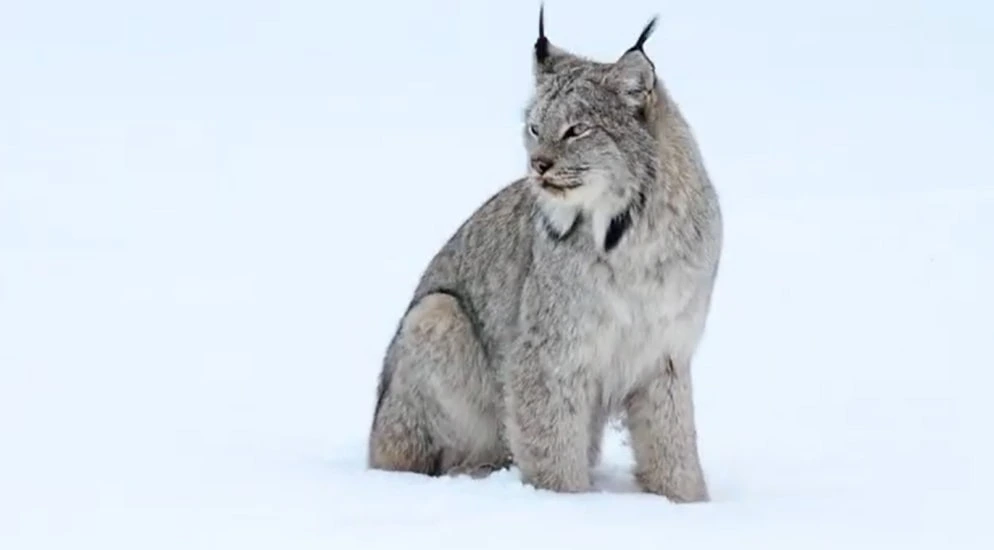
top-left (634, 467), bottom-right (710, 503)
top-left (518, 464), bottom-right (593, 493)
top-left (447, 456), bottom-right (513, 479)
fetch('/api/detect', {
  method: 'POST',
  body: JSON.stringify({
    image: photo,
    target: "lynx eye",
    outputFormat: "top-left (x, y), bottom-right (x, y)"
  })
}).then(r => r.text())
top-left (527, 124), bottom-right (540, 138)
top-left (562, 123), bottom-right (591, 140)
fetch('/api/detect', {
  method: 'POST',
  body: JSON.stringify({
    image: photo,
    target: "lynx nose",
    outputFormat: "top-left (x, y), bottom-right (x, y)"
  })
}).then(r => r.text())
top-left (531, 156), bottom-right (554, 175)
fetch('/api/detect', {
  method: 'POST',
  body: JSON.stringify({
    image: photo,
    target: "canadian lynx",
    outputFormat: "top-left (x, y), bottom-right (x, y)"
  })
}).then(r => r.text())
top-left (367, 8), bottom-right (722, 502)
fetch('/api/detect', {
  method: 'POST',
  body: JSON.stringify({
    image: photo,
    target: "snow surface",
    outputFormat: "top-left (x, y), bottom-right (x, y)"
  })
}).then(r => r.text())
top-left (2, 1), bottom-right (993, 548)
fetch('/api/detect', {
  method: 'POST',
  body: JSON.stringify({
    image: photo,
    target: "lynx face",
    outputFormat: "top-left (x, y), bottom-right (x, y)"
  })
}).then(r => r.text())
top-left (523, 67), bottom-right (658, 209)
top-left (522, 13), bottom-right (662, 212)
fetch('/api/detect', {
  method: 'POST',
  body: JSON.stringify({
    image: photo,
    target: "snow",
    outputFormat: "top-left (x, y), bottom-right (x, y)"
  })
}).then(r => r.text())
top-left (2, 1), bottom-right (993, 548)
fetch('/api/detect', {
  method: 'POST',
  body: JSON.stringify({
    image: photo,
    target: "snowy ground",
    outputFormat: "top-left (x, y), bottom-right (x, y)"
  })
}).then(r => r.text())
top-left (2, 1), bottom-right (993, 549)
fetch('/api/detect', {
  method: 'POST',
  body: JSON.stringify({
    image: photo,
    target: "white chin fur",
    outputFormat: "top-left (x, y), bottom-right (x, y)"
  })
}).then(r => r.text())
top-left (535, 171), bottom-right (609, 210)
top-left (535, 170), bottom-right (631, 247)
top-left (537, 196), bottom-right (580, 237)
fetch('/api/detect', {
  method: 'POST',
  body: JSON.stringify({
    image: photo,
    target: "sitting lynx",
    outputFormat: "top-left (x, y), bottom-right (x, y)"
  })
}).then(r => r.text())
top-left (367, 8), bottom-right (722, 503)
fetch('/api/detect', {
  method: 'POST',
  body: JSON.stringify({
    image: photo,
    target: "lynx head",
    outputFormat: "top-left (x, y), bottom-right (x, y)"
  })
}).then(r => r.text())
top-left (523, 6), bottom-right (662, 220)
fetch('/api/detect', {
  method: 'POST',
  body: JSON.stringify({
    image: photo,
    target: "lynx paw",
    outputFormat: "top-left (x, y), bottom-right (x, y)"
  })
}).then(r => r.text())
top-left (635, 467), bottom-right (710, 503)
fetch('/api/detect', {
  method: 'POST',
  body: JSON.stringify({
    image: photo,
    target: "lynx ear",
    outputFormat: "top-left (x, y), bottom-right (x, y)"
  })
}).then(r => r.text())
top-left (533, 4), bottom-right (578, 84)
top-left (610, 16), bottom-right (659, 108)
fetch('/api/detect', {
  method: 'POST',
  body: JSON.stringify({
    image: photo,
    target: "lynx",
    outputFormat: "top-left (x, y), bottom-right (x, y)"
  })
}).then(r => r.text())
top-left (367, 8), bottom-right (722, 502)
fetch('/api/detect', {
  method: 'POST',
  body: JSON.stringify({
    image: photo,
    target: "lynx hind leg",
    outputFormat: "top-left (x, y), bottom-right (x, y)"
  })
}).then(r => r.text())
top-left (368, 292), bottom-right (506, 477)
top-left (367, 380), bottom-right (439, 475)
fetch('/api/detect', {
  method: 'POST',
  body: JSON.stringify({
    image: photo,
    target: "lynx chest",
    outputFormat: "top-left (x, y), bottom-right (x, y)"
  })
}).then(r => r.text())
top-left (578, 252), bottom-right (703, 410)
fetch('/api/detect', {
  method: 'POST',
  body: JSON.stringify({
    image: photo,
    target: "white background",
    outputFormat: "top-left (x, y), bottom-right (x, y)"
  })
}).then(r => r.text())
top-left (2, 1), bottom-right (992, 548)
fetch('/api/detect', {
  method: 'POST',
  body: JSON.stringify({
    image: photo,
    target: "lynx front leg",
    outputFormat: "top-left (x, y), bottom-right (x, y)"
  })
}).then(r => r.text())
top-left (625, 357), bottom-right (709, 503)
top-left (587, 405), bottom-right (608, 469)
top-left (505, 348), bottom-right (593, 493)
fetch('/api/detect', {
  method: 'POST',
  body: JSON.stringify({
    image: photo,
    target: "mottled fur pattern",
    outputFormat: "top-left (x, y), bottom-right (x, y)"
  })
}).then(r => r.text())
top-left (367, 10), bottom-right (722, 502)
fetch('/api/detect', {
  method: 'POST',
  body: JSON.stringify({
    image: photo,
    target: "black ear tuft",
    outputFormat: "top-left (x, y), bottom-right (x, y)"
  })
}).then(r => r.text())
top-left (626, 16), bottom-right (658, 54)
top-left (535, 3), bottom-right (550, 63)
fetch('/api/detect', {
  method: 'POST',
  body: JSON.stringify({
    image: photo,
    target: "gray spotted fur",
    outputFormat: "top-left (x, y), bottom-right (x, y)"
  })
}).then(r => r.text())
top-left (367, 10), bottom-right (722, 502)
